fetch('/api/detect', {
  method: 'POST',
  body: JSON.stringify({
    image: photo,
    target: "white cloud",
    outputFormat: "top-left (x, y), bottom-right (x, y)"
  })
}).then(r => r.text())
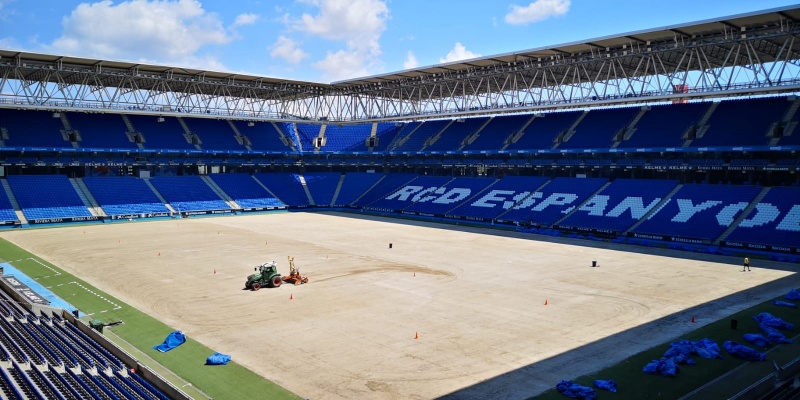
top-left (440, 42), bottom-right (480, 63)
top-left (270, 36), bottom-right (309, 64)
top-left (505, 0), bottom-right (570, 25)
top-left (403, 51), bottom-right (418, 69)
top-left (294, 0), bottom-right (389, 56)
top-left (48, 0), bottom-right (232, 68)
top-left (233, 13), bottom-right (259, 27)
top-left (314, 49), bottom-right (371, 81)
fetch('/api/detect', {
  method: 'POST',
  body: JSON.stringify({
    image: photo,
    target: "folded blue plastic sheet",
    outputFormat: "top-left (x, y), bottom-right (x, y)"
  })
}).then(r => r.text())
top-left (753, 312), bottom-right (794, 330)
top-left (772, 300), bottom-right (797, 308)
top-left (743, 333), bottom-right (771, 348)
top-left (593, 379), bottom-right (617, 393)
top-left (786, 289), bottom-right (800, 301)
top-left (723, 341), bottom-right (766, 361)
top-left (555, 380), bottom-right (597, 400)
top-left (206, 352), bottom-right (232, 365)
top-left (643, 357), bottom-right (679, 377)
top-left (759, 324), bottom-right (794, 344)
top-left (153, 331), bottom-right (186, 353)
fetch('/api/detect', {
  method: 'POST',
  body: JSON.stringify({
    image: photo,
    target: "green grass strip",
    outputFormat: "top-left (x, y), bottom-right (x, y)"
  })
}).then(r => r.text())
top-left (0, 237), bottom-right (301, 400)
top-left (531, 295), bottom-right (800, 399)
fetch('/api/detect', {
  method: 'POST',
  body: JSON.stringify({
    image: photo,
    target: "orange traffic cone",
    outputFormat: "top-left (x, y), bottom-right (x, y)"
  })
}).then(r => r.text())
top-left (691, 316), bottom-right (696, 323)
top-left (414, 331), bottom-right (419, 340)
top-left (213, 269), bottom-right (216, 275)
top-left (157, 251), bottom-right (161, 256)
top-left (290, 293), bottom-right (294, 300)
top-left (544, 299), bottom-right (549, 306)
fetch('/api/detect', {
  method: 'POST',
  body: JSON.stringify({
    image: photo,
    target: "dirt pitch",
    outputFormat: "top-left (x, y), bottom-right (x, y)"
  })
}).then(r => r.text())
top-left (1, 211), bottom-right (798, 400)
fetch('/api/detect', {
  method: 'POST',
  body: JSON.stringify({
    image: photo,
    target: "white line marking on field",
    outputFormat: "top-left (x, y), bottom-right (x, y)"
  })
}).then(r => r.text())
top-left (27, 258), bottom-right (61, 276)
top-left (68, 282), bottom-right (122, 311)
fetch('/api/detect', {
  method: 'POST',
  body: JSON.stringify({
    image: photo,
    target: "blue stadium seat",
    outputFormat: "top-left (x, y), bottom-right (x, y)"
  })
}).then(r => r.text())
top-left (726, 187), bottom-right (800, 248)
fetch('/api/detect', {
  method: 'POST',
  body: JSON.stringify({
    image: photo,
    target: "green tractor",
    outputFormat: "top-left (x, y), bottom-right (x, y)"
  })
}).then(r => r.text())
top-left (245, 261), bottom-right (283, 291)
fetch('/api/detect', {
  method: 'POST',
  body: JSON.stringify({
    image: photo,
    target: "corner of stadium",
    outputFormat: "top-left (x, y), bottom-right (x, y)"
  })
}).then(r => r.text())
top-left (0, 4), bottom-right (799, 400)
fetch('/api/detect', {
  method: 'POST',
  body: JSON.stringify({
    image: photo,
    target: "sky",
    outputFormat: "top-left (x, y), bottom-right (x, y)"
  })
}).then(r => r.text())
top-left (0, 0), bottom-right (798, 83)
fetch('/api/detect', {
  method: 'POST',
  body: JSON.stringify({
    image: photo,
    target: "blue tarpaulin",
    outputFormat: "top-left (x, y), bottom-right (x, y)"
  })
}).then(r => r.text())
top-left (772, 300), bottom-right (797, 308)
top-left (786, 289), bottom-right (800, 300)
top-left (153, 331), bottom-right (186, 353)
top-left (753, 312), bottom-right (794, 330)
top-left (556, 380), bottom-right (597, 400)
top-left (593, 380), bottom-right (617, 393)
top-left (759, 324), bottom-right (793, 344)
top-left (643, 357), bottom-right (679, 377)
top-left (723, 341), bottom-right (766, 361)
top-left (743, 333), bottom-right (770, 348)
top-left (206, 352), bottom-right (231, 365)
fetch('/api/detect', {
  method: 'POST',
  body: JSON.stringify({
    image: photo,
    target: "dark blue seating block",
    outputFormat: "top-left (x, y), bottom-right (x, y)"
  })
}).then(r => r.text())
top-left (127, 115), bottom-right (195, 150)
top-left (183, 118), bottom-right (244, 150)
top-left (295, 123), bottom-right (320, 151)
top-left (304, 172), bottom-right (342, 206)
top-left (208, 173), bottom-right (285, 207)
top-left (623, 102), bottom-right (708, 148)
top-left (393, 120), bottom-right (449, 152)
top-left (560, 179), bottom-right (679, 231)
top-left (83, 176), bottom-right (169, 216)
top-left (693, 97), bottom-right (791, 147)
top-left (726, 187), bottom-right (800, 248)
top-left (322, 124), bottom-right (372, 151)
top-left (634, 184), bottom-right (761, 240)
top-left (0, 109), bottom-right (68, 148)
top-left (403, 176), bottom-right (496, 214)
top-left (253, 173), bottom-right (310, 206)
top-left (501, 177), bottom-right (608, 225)
top-left (68, 113), bottom-right (137, 149)
top-left (7, 175), bottom-right (92, 220)
top-left (334, 173), bottom-right (385, 206)
top-left (149, 176), bottom-right (229, 211)
top-left (370, 122), bottom-right (405, 151)
top-left (560, 107), bottom-right (640, 149)
top-left (232, 121), bottom-right (293, 152)
top-left (462, 114), bottom-right (533, 151)
top-left (425, 117), bottom-right (489, 151)
top-left (506, 110), bottom-right (583, 150)
top-left (353, 174), bottom-right (418, 207)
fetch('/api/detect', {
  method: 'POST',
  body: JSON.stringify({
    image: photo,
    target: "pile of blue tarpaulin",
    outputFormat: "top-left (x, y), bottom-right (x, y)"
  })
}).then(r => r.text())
top-left (785, 289), bottom-right (800, 301)
top-left (772, 300), bottom-right (797, 308)
top-left (593, 380), bottom-right (617, 393)
top-left (206, 352), bottom-right (232, 365)
top-left (153, 331), bottom-right (186, 353)
top-left (723, 341), bottom-right (766, 361)
top-left (643, 338), bottom-right (722, 376)
top-left (556, 380), bottom-right (596, 400)
top-left (753, 312), bottom-right (794, 330)
top-left (742, 333), bottom-right (771, 348)
top-left (759, 324), bottom-right (793, 344)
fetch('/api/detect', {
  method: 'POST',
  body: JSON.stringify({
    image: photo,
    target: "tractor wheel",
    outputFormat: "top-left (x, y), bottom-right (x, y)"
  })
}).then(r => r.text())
top-left (268, 275), bottom-right (283, 288)
top-left (252, 282), bottom-right (260, 291)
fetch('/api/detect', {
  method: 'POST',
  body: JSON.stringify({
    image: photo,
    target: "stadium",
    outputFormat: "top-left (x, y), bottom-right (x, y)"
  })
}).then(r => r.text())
top-left (0, 3), bottom-right (798, 400)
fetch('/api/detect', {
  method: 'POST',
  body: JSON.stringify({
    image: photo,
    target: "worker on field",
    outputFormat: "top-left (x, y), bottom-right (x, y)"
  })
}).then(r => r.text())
top-left (743, 257), bottom-right (751, 272)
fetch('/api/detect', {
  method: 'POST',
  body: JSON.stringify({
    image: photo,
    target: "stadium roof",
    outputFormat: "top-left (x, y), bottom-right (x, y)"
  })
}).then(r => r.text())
top-left (2, 5), bottom-right (800, 121)
top-left (338, 5), bottom-right (800, 87)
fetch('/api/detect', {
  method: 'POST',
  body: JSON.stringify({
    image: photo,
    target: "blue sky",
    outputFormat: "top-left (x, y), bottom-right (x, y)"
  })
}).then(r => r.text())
top-left (0, 0), bottom-right (797, 82)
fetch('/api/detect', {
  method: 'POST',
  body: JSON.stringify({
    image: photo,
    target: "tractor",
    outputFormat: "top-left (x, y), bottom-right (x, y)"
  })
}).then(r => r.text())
top-left (244, 261), bottom-right (283, 291)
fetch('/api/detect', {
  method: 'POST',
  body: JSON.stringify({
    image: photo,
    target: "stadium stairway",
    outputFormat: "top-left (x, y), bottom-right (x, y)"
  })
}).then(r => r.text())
top-left (623, 183), bottom-right (685, 235)
top-left (1, 179), bottom-right (27, 224)
top-left (294, 175), bottom-right (316, 206)
top-left (141, 178), bottom-right (176, 214)
top-left (226, 120), bottom-right (252, 151)
top-left (552, 180), bottom-right (613, 226)
top-left (69, 178), bottom-right (106, 217)
top-left (328, 174), bottom-right (346, 207)
top-left (200, 176), bottom-right (241, 210)
top-left (713, 186), bottom-right (771, 244)
top-left (499, 114), bottom-right (538, 150)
